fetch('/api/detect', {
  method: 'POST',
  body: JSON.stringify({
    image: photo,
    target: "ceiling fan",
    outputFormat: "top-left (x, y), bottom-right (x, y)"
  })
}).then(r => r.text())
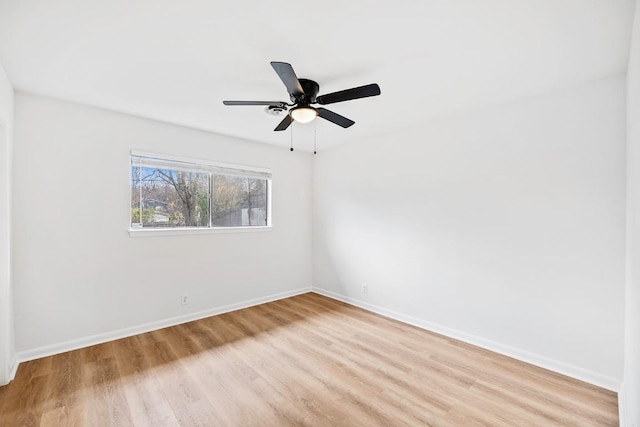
top-left (223, 61), bottom-right (381, 131)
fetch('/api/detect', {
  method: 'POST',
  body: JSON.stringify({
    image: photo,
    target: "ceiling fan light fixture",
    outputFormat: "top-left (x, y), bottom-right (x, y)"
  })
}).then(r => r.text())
top-left (291, 106), bottom-right (317, 123)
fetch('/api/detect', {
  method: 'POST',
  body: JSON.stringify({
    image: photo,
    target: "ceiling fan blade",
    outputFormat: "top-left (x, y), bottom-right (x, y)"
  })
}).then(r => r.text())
top-left (223, 100), bottom-right (286, 106)
top-left (316, 83), bottom-right (381, 105)
top-left (271, 62), bottom-right (304, 97)
top-left (317, 107), bottom-right (355, 128)
top-left (274, 115), bottom-right (293, 131)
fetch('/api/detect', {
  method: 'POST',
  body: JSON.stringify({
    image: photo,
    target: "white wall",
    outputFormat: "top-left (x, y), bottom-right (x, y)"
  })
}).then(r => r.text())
top-left (313, 76), bottom-right (626, 390)
top-left (623, 0), bottom-right (640, 424)
top-left (7, 71), bottom-right (629, 398)
top-left (0, 63), bottom-right (14, 385)
top-left (12, 93), bottom-right (312, 357)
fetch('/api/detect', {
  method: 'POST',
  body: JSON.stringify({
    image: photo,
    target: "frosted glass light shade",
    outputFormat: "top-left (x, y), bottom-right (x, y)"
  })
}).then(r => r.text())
top-left (291, 107), bottom-right (317, 123)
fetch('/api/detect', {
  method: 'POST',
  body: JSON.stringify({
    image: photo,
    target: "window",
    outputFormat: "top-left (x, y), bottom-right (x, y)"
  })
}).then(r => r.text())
top-left (130, 152), bottom-right (271, 231)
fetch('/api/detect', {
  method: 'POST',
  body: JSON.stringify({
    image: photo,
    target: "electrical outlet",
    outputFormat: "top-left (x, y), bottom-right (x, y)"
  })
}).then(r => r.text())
top-left (362, 284), bottom-right (369, 294)
top-left (181, 295), bottom-right (189, 305)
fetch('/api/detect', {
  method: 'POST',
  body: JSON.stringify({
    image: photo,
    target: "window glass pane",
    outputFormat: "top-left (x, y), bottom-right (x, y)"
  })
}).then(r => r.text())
top-left (131, 165), bottom-right (210, 228)
top-left (212, 175), bottom-right (268, 227)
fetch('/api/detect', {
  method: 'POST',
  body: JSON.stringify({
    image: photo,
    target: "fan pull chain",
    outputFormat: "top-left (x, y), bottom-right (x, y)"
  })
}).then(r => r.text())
top-left (290, 121), bottom-right (294, 152)
top-left (314, 121), bottom-right (317, 155)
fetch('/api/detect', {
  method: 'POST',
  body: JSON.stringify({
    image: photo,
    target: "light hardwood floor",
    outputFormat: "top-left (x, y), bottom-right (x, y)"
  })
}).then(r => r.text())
top-left (0, 293), bottom-right (618, 426)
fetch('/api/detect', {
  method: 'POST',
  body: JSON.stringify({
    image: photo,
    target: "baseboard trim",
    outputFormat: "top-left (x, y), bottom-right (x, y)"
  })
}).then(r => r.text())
top-left (8, 354), bottom-right (18, 382)
top-left (0, 354), bottom-right (19, 386)
top-left (618, 385), bottom-right (627, 427)
top-left (312, 287), bottom-right (621, 392)
top-left (17, 286), bottom-right (312, 364)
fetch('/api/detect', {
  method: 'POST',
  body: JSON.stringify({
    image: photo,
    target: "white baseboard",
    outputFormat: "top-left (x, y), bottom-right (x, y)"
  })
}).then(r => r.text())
top-left (8, 354), bottom-right (18, 382)
top-left (17, 286), bottom-right (312, 365)
top-left (0, 354), bottom-right (19, 385)
top-left (618, 385), bottom-right (626, 427)
top-left (312, 287), bottom-right (621, 392)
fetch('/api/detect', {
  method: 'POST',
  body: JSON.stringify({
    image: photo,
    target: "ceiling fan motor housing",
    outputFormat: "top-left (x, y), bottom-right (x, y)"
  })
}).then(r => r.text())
top-left (295, 78), bottom-right (320, 105)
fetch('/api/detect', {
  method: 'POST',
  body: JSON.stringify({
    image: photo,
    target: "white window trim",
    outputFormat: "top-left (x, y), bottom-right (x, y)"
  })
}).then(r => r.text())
top-left (128, 226), bottom-right (273, 237)
top-left (129, 150), bottom-right (273, 236)
top-left (131, 150), bottom-right (272, 176)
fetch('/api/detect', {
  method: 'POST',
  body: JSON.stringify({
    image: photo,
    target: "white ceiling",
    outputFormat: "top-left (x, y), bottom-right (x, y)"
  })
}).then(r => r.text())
top-left (0, 0), bottom-right (635, 151)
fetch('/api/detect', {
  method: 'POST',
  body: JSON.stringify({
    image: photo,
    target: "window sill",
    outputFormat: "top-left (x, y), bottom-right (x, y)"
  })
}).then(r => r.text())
top-left (128, 226), bottom-right (272, 237)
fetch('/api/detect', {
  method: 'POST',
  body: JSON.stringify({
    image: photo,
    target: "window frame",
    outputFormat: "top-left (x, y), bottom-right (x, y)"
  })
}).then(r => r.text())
top-left (129, 150), bottom-right (272, 237)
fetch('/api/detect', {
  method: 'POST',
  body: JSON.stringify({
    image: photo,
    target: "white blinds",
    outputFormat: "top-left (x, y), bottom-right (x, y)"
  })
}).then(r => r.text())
top-left (131, 152), bottom-right (272, 180)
